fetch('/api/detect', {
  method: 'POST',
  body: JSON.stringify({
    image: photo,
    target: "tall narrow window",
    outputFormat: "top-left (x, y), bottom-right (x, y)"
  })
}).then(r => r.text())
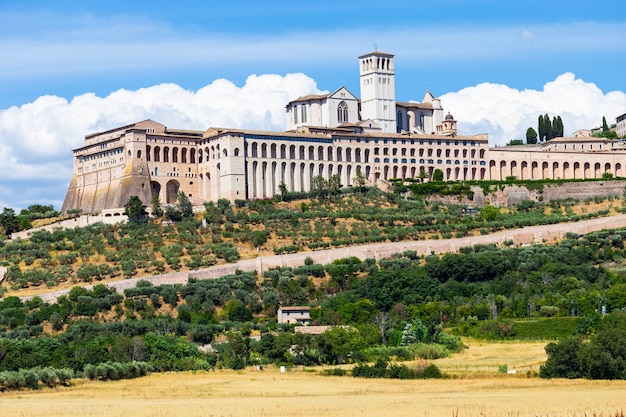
top-left (301, 105), bottom-right (307, 123)
top-left (293, 106), bottom-right (298, 124)
top-left (337, 101), bottom-right (348, 123)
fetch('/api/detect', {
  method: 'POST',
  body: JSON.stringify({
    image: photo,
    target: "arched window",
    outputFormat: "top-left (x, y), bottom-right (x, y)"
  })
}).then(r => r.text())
top-left (337, 101), bottom-right (349, 123)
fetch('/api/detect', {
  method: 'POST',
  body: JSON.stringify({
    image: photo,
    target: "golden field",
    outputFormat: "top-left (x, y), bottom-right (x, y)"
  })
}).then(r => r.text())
top-left (2, 340), bottom-right (626, 417)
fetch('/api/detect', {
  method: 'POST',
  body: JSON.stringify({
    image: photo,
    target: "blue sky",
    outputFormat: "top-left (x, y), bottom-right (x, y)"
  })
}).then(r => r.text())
top-left (1, 0), bottom-right (626, 210)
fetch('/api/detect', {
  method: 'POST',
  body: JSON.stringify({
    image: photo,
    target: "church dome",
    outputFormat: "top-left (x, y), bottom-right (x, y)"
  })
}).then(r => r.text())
top-left (445, 112), bottom-right (454, 120)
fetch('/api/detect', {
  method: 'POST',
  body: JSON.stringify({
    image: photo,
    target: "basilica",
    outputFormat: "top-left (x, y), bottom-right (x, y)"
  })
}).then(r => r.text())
top-left (61, 51), bottom-right (626, 214)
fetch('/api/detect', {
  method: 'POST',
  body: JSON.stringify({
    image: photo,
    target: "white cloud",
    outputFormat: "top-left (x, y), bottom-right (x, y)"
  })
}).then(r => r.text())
top-left (441, 73), bottom-right (626, 146)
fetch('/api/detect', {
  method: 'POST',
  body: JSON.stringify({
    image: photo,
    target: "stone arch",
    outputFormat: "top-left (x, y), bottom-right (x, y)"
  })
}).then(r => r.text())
top-left (616, 163), bottom-right (622, 177)
top-left (299, 145), bottom-right (305, 160)
top-left (154, 146), bottom-right (161, 162)
top-left (573, 162), bottom-right (580, 179)
top-left (328, 146), bottom-right (334, 161)
top-left (531, 161), bottom-right (539, 179)
top-left (542, 161), bottom-right (549, 179)
top-left (252, 142), bottom-right (258, 158)
top-left (552, 162), bottom-right (559, 179)
top-left (164, 147), bottom-right (170, 163)
top-left (584, 162), bottom-right (591, 178)
top-left (190, 148), bottom-right (196, 163)
top-left (499, 160), bottom-right (506, 180)
top-left (594, 162), bottom-right (601, 178)
top-left (336, 147), bottom-right (343, 162)
top-left (172, 147), bottom-right (179, 163)
top-left (181, 148), bottom-right (188, 163)
top-left (271, 143), bottom-right (277, 159)
top-left (355, 148), bottom-right (361, 162)
top-left (150, 181), bottom-right (161, 198)
top-left (308, 146), bottom-right (315, 160)
top-left (137, 149), bottom-right (142, 159)
top-left (318, 146), bottom-right (324, 160)
top-left (563, 162), bottom-right (570, 178)
top-left (261, 143), bottom-right (267, 158)
top-left (166, 180), bottom-right (180, 204)
top-left (290, 145), bottom-right (296, 159)
top-left (346, 148), bottom-right (352, 162)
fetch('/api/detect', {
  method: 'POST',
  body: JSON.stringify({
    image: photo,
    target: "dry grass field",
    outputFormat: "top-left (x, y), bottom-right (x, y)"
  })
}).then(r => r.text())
top-left (3, 340), bottom-right (626, 417)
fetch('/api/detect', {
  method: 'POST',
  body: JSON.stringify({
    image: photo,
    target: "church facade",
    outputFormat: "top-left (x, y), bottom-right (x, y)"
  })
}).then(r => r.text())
top-left (61, 51), bottom-right (626, 214)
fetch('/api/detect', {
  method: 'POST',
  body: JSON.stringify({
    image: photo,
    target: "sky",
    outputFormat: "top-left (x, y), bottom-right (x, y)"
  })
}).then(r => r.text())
top-left (1, 0), bottom-right (626, 211)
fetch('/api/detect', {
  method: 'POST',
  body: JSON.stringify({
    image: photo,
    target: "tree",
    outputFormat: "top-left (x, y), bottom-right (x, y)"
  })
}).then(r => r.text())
top-left (150, 193), bottom-right (163, 218)
top-left (373, 311), bottom-right (393, 346)
top-left (328, 174), bottom-right (341, 197)
top-left (0, 207), bottom-right (20, 236)
top-left (526, 127), bottom-right (538, 144)
top-left (432, 168), bottom-right (444, 182)
top-left (278, 181), bottom-right (288, 200)
top-left (555, 116), bottom-right (564, 138)
top-left (418, 168), bottom-right (427, 183)
top-left (177, 191), bottom-right (193, 218)
top-left (353, 167), bottom-right (366, 192)
top-left (506, 139), bottom-right (524, 146)
top-left (538, 115), bottom-right (546, 142)
top-left (311, 175), bottom-right (329, 200)
top-left (124, 196), bottom-right (148, 223)
top-left (544, 113), bottom-right (553, 140)
top-left (602, 116), bottom-right (610, 135)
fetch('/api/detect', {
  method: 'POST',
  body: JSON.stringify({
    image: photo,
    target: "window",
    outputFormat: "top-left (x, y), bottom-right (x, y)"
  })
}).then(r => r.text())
top-left (301, 105), bottom-right (307, 123)
top-left (337, 101), bottom-right (349, 123)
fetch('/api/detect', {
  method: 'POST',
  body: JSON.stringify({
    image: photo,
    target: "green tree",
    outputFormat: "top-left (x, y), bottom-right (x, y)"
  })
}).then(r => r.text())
top-left (506, 139), bottom-right (524, 146)
top-left (329, 174), bottom-right (342, 196)
top-left (124, 196), bottom-right (148, 223)
top-left (545, 113), bottom-right (553, 140)
top-left (278, 181), bottom-right (288, 200)
top-left (177, 191), bottom-right (193, 218)
top-left (538, 115), bottom-right (546, 142)
top-left (150, 193), bottom-right (163, 218)
top-left (432, 168), bottom-right (444, 182)
top-left (311, 175), bottom-right (329, 200)
top-left (0, 207), bottom-right (21, 236)
top-left (353, 166), bottom-right (366, 192)
top-left (418, 168), bottom-right (427, 183)
top-left (602, 116), bottom-right (610, 135)
top-left (526, 127), bottom-right (538, 144)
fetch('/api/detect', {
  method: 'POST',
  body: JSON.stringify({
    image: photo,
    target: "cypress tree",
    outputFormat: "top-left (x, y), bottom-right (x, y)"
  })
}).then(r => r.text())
top-left (545, 113), bottom-right (553, 140)
top-left (538, 115), bottom-right (545, 142)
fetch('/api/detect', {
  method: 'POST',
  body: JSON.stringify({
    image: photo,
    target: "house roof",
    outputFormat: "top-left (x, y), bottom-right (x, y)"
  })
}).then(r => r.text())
top-left (279, 306), bottom-right (310, 311)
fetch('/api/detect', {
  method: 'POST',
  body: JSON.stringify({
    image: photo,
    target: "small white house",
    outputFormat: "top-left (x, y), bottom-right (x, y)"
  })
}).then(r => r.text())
top-left (277, 306), bottom-right (311, 325)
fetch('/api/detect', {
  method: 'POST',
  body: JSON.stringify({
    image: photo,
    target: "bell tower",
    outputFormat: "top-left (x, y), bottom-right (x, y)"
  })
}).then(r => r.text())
top-left (359, 51), bottom-right (396, 133)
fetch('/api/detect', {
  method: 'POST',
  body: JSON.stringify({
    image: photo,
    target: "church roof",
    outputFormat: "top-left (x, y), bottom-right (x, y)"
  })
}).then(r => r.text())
top-left (396, 101), bottom-right (433, 109)
top-left (287, 93), bottom-right (330, 106)
top-left (358, 51), bottom-right (394, 58)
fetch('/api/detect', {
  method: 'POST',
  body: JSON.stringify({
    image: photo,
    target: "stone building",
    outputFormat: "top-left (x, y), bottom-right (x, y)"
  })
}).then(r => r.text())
top-left (61, 51), bottom-right (626, 214)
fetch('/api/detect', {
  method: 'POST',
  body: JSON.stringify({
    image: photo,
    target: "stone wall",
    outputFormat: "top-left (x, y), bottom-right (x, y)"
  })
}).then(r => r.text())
top-left (473, 180), bottom-right (626, 207)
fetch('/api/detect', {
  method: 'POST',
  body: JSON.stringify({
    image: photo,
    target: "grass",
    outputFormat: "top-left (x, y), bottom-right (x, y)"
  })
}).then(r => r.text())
top-left (2, 339), bottom-right (624, 417)
top-left (2, 368), bottom-right (626, 417)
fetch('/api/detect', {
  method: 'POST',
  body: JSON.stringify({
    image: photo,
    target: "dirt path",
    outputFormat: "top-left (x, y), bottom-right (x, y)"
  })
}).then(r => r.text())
top-left (11, 213), bottom-right (626, 303)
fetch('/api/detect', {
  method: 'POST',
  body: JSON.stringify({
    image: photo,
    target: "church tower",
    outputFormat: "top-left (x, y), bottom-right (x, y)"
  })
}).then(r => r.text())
top-left (359, 51), bottom-right (396, 133)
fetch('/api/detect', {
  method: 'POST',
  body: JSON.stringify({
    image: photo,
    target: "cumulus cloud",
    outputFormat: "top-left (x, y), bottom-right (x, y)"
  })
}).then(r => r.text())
top-left (441, 73), bottom-right (626, 146)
